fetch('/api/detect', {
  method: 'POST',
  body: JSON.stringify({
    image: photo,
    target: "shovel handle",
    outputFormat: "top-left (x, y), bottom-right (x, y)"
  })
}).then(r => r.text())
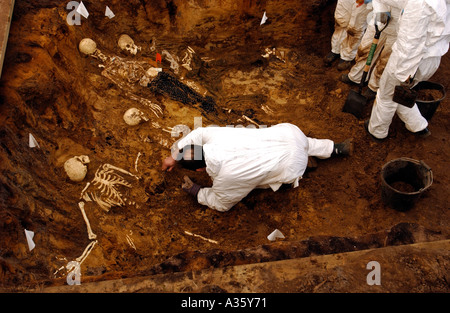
top-left (364, 40), bottom-right (379, 71)
top-left (362, 16), bottom-right (391, 74)
top-left (357, 16), bottom-right (390, 92)
top-left (374, 15), bottom-right (391, 35)
top-left (360, 39), bottom-right (378, 90)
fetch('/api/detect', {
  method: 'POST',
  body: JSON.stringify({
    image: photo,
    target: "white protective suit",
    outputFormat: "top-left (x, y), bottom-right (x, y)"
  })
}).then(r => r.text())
top-left (331, 0), bottom-right (373, 61)
top-left (176, 123), bottom-right (334, 212)
top-left (368, 0), bottom-right (450, 139)
top-left (348, 6), bottom-right (401, 91)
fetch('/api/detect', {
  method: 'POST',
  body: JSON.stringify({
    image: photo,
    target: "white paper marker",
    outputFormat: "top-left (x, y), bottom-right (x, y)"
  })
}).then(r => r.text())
top-left (24, 229), bottom-right (35, 251)
top-left (105, 6), bottom-right (115, 19)
top-left (260, 11), bottom-right (268, 25)
top-left (77, 1), bottom-right (89, 19)
top-left (267, 229), bottom-right (285, 241)
top-left (29, 133), bottom-right (40, 148)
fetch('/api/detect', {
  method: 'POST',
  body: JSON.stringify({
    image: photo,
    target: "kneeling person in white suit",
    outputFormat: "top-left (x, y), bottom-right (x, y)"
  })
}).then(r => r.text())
top-left (162, 123), bottom-right (353, 212)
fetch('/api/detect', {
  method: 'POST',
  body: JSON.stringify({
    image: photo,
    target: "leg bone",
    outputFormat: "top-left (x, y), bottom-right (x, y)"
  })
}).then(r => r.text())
top-left (78, 201), bottom-right (97, 240)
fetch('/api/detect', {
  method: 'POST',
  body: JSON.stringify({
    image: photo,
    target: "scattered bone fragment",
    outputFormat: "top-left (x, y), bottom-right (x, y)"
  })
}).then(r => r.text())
top-left (134, 152), bottom-right (142, 172)
top-left (261, 47), bottom-right (286, 63)
top-left (242, 115), bottom-right (260, 127)
top-left (261, 105), bottom-right (274, 115)
top-left (184, 231), bottom-right (218, 244)
top-left (54, 266), bottom-right (65, 276)
top-left (126, 234), bottom-right (137, 250)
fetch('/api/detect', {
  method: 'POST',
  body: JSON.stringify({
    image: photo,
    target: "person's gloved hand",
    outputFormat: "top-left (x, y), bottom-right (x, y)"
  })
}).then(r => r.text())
top-left (182, 176), bottom-right (201, 196)
top-left (375, 12), bottom-right (391, 26)
top-left (162, 156), bottom-right (177, 172)
top-left (400, 76), bottom-right (415, 88)
top-left (356, 0), bottom-right (371, 7)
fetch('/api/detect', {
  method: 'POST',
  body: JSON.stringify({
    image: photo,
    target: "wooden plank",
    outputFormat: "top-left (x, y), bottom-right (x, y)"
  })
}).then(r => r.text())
top-left (0, 0), bottom-right (15, 78)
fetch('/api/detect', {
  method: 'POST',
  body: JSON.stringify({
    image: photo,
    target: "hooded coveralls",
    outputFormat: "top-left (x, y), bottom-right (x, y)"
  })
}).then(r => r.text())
top-left (368, 0), bottom-right (450, 139)
top-left (331, 0), bottom-right (373, 61)
top-left (176, 123), bottom-right (334, 212)
top-left (347, 6), bottom-right (401, 92)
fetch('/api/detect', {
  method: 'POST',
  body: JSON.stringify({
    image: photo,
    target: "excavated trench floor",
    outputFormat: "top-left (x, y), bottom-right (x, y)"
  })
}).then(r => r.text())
top-left (0, 0), bottom-right (449, 292)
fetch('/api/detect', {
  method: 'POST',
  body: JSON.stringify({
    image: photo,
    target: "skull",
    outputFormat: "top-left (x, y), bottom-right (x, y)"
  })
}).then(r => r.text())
top-left (79, 38), bottom-right (108, 62)
top-left (79, 38), bottom-right (97, 55)
top-left (123, 108), bottom-right (148, 126)
top-left (139, 67), bottom-right (161, 87)
top-left (64, 155), bottom-right (90, 182)
top-left (118, 34), bottom-right (141, 55)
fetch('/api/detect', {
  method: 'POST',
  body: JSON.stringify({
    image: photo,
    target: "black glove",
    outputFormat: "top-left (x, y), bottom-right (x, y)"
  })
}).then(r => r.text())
top-left (375, 12), bottom-right (391, 25)
top-left (393, 76), bottom-right (417, 108)
top-left (182, 176), bottom-right (201, 196)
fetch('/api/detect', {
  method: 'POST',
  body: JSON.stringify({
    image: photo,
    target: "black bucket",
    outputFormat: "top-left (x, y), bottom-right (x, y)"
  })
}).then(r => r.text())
top-left (413, 81), bottom-right (446, 121)
top-left (381, 158), bottom-right (433, 211)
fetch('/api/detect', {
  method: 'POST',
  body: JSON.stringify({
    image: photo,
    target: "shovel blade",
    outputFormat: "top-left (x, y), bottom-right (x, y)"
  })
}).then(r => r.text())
top-left (343, 89), bottom-right (367, 119)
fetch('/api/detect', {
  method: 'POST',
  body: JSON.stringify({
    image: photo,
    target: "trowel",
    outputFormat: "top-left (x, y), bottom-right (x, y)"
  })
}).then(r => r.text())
top-left (343, 15), bottom-right (391, 119)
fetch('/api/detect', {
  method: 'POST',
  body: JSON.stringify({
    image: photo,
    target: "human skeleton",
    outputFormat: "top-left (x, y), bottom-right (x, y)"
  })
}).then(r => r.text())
top-left (78, 37), bottom-right (162, 118)
top-left (60, 36), bottom-right (212, 284)
top-left (57, 163), bottom-right (140, 284)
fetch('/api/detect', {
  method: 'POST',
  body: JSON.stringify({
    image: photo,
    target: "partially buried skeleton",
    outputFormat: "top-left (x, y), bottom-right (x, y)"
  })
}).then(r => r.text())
top-left (60, 36), bottom-right (216, 284)
top-left (78, 37), bottom-right (162, 118)
top-left (78, 36), bottom-right (216, 116)
top-left (80, 163), bottom-right (140, 213)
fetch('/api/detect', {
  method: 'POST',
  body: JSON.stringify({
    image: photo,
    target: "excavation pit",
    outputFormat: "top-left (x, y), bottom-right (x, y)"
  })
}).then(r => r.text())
top-left (0, 0), bottom-right (449, 292)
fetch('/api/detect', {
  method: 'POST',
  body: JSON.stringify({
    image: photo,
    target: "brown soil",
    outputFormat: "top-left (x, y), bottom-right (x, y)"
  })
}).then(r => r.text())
top-left (390, 181), bottom-right (417, 193)
top-left (416, 88), bottom-right (445, 102)
top-left (0, 0), bottom-right (449, 292)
